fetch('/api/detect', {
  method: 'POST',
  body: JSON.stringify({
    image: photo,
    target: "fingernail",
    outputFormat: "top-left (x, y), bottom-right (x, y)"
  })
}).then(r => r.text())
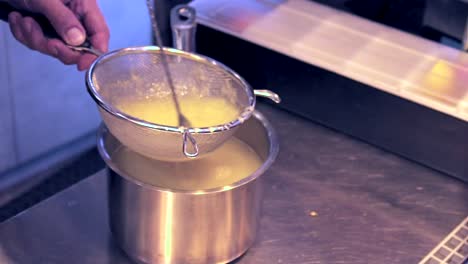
top-left (98, 45), bottom-right (108, 54)
top-left (9, 13), bottom-right (19, 23)
top-left (65, 27), bottom-right (85, 46)
top-left (24, 19), bottom-right (32, 33)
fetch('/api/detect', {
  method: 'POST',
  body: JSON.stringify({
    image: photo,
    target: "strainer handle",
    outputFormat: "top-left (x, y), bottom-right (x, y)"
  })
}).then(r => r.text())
top-left (170, 5), bottom-right (197, 52)
top-left (0, 2), bottom-right (101, 56)
top-left (182, 130), bottom-right (199, 158)
top-left (254, 89), bottom-right (282, 104)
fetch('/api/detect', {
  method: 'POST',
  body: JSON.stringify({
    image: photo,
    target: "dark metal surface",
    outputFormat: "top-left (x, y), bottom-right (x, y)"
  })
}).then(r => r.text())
top-left (0, 130), bottom-right (96, 214)
top-left (0, 146), bottom-right (104, 223)
top-left (0, 3), bottom-right (59, 39)
top-left (0, 104), bottom-right (467, 263)
top-left (423, 0), bottom-right (468, 42)
top-left (196, 25), bottom-right (468, 184)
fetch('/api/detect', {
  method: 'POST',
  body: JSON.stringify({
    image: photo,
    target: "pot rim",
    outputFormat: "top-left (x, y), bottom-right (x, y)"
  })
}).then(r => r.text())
top-left (97, 110), bottom-right (279, 195)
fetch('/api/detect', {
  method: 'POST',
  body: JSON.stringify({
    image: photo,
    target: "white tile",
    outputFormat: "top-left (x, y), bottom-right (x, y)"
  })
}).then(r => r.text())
top-left (0, 23), bottom-right (17, 172)
top-left (99, 0), bottom-right (152, 50)
top-left (5, 0), bottom-right (152, 162)
top-left (6, 39), bottom-right (100, 162)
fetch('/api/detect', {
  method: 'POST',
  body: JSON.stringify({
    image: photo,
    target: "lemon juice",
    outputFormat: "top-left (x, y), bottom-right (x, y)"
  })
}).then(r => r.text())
top-left (116, 96), bottom-right (240, 127)
top-left (112, 137), bottom-right (262, 190)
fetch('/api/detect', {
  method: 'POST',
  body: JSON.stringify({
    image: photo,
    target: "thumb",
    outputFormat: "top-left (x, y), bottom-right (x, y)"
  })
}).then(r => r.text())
top-left (32, 0), bottom-right (86, 46)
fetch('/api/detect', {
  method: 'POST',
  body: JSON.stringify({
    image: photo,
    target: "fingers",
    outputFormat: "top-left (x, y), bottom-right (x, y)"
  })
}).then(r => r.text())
top-left (77, 53), bottom-right (97, 71)
top-left (8, 12), bottom-right (26, 43)
top-left (24, 17), bottom-right (50, 53)
top-left (43, 0), bottom-right (108, 69)
top-left (48, 40), bottom-right (99, 71)
top-left (8, 0), bottom-right (106, 71)
top-left (32, 0), bottom-right (87, 46)
top-left (47, 40), bottom-right (97, 71)
top-left (75, 0), bottom-right (110, 70)
top-left (8, 11), bottom-right (83, 66)
top-left (9, 12), bottom-right (48, 54)
top-left (81, 0), bottom-right (110, 53)
top-left (49, 40), bottom-right (98, 71)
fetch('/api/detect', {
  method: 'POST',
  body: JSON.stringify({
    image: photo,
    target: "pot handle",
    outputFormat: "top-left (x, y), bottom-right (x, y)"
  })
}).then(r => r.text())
top-left (170, 5), bottom-right (197, 52)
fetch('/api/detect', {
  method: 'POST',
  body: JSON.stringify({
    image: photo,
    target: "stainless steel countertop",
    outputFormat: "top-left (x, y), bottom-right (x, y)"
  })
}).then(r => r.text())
top-left (0, 104), bottom-right (467, 264)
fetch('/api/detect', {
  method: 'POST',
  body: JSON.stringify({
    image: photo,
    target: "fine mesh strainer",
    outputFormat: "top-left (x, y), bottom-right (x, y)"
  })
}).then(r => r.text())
top-left (86, 5), bottom-right (280, 161)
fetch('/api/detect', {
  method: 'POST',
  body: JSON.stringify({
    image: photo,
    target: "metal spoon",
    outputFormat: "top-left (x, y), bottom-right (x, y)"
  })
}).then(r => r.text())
top-left (66, 40), bottom-right (103, 56)
top-left (146, 0), bottom-right (192, 128)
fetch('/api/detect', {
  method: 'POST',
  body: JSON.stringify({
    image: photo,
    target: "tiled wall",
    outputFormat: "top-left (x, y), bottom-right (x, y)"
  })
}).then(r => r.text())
top-left (0, 0), bottom-right (152, 173)
top-left (0, 25), bottom-right (16, 171)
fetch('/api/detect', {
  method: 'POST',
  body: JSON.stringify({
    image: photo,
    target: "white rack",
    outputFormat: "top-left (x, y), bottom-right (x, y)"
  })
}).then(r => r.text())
top-left (419, 217), bottom-right (468, 264)
top-left (190, 0), bottom-right (468, 122)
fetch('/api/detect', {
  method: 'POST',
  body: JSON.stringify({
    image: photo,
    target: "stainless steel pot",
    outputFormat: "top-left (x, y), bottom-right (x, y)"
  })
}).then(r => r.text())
top-left (97, 110), bottom-right (279, 264)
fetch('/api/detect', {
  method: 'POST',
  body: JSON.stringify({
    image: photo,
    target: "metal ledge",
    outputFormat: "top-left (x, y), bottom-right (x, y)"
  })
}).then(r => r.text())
top-left (191, 0), bottom-right (468, 122)
top-left (0, 129), bottom-right (104, 221)
top-left (196, 25), bottom-right (468, 183)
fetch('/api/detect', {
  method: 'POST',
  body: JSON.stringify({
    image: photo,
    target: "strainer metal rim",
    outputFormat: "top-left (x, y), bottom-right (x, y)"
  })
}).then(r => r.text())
top-left (86, 46), bottom-right (256, 134)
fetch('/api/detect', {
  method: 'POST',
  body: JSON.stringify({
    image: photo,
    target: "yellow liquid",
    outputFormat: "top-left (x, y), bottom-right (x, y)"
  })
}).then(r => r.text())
top-left (112, 137), bottom-right (262, 190)
top-left (116, 97), bottom-right (240, 127)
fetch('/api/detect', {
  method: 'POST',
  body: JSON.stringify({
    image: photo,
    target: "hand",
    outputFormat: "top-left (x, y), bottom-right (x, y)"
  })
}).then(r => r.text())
top-left (7, 0), bottom-right (110, 71)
